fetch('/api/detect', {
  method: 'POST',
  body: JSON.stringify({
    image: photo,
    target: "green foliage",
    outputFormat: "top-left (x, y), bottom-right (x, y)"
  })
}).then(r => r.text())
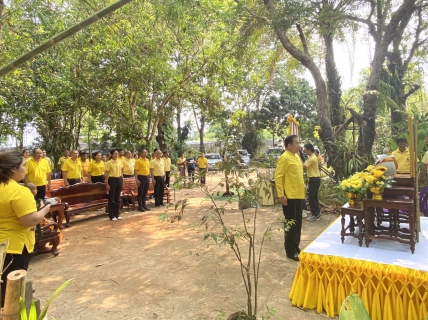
top-left (339, 293), bottom-right (370, 320)
top-left (19, 279), bottom-right (72, 320)
top-left (241, 131), bottom-right (261, 158)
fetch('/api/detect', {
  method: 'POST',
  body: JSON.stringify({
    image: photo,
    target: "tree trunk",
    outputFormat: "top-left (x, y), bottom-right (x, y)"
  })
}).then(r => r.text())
top-left (156, 119), bottom-right (168, 152)
top-left (199, 115), bottom-right (205, 152)
top-left (176, 110), bottom-right (181, 140)
top-left (324, 33), bottom-right (343, 128)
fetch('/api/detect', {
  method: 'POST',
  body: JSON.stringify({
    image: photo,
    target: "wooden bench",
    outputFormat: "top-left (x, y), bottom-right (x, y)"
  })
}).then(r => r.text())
top-left (51, 183), bottom-right (108, 227)
top-left (121, 177), bottom-right (170, 211)
top-left (35, 222), bottom-right (60, 256)
top-left (46, 177), bottom-right (90, 197)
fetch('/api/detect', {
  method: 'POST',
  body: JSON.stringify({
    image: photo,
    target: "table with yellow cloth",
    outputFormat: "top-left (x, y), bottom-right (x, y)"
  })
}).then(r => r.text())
top-left (289, 217), bottom-right (428, 320)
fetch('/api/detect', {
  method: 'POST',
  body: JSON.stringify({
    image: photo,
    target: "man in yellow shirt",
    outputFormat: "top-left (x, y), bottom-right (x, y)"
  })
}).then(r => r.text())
top-left (122, 150), bottom-right (136, 178)
top-left (24, 148), bottom-right (51, 200)
top-left (62, 149), bottom-right (83, 186)
top-left (303, 143), bottom-right (321, 222)
top-left (135, 149), bottom-right (151, 212)
top-left (275, 135), bottom-right (305, 262)
top-left (78, 151), bottom-right (90, 178)
top-left (41, 150), bottom-right (54, 174)
top-left (57, 150), bottom-right (69, 174)
top-left (150, 150), bottom-right (165, 207)
top-left (162, 150), bottom-right (172, 186)
top-left (197, 153), bottom-right (208, 185)
top-left (392, 138), bottom-right (411, 174)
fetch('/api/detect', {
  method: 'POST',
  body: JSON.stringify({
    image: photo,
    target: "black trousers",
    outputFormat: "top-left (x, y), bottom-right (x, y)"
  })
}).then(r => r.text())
top-left (67, 178), bottom-right (80, 185)
top-left (91, 175), bottom-right (105, 183)
top-left (308, 177), bottom-right (321, 216)
top-left (199, 168), bottom-right (206, 184)
top-left (188, 168), bottom-right (195, 182)
top-left (35, 185), bottom-right (46, 200)
top-left (1, 247), bottom-right (31, 307)
top-left (282, 199), bottom-right (303, 256)
top-left (165, 171), bottom-right (170, 187)
top-left (154, 176), bottom-right (165, 205)
top-left (137, 175), bottom-right (150, 207)
top-left (108, 177), bottom-right (123, 219)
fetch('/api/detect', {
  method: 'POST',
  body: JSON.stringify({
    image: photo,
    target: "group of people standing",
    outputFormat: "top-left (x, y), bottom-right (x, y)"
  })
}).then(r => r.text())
top-left (176, 151), bottom-right (208, 184)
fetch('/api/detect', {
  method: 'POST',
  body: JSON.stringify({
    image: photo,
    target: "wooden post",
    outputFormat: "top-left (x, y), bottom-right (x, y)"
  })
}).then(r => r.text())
top-left (3, 270), bottom-right (27, 320)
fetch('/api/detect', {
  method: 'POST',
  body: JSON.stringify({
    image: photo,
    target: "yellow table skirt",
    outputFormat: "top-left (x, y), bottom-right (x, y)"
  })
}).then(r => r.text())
top-left (289, 252), bottom-right (428, 320)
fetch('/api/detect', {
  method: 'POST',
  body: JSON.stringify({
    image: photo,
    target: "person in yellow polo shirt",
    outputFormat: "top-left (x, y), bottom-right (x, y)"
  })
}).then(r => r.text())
top-left (275, 135), bottom-right (305, 262)
top-left (197, 153), bottom-right (208, 185)
top-left (24, 148), bottom-right (51, 200)
top-left (105, 149), bottom-right (124, 221)
top-left (41, 150), bottom-right (54, 174)
top-left (150, 150), bottom-right (165, 207)
top-left (0, 151), bottom-right (52, 307)
top-left (303, 143), bottom-right (321, 222)
top-left (57, 150), bottom-right (69, 174)
top-left (78, 151), bottom-right (90, 178)
top-left (135, 149), bottom-right (151, 212)
top-left (88, 151), bottom-right (105, 183)
top-left (122, 150), bottom-right (136, 178)
top-left (392, 138), bottom-right (411, 174)
top-left (162, 150), bottom-right (172, 186)
top-left (62, 150), bottom-right (83, 186)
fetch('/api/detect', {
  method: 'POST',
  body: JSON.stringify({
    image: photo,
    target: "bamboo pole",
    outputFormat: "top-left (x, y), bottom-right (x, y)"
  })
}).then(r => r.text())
top-left (2, 270), bottom-right (27, 320)
top-left (414, 120), bottom-right (420, 242)
top-left (0, 0), bottom-right (134, 78)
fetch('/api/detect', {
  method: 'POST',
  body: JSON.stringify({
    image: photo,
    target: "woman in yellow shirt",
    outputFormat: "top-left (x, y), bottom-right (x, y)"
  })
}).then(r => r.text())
top-left (88, 151), bottom-right (105, 183)
top-left (105, 149), bottom-right (124, 221)
top-left (163, 150), bottom-right (172, 186)
top-left (0, 151), bottom-right (52, 307)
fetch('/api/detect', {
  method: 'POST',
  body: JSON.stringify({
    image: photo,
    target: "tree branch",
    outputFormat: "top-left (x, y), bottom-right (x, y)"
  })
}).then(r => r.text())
top-left (295, 24), bottom-right (309, 55)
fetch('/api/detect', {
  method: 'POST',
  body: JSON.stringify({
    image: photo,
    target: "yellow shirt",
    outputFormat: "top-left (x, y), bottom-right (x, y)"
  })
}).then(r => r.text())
top-left (163, 157), bottom-right (171, 171)
top-left (275, 150), bottom-right (305, 199)
top-left (78, 158), bottom-right (90, 177)
top-left (317, 155), bottom-right (322, 165)
top-left (392, 148), bottom-right (411, 173)
top-left (62, 158), bottom-right (83, 179)
top-left (304, 154), bottom-right (320, 178)
top-left (25, 158), bottom-right (50, 186)
top-left (44, 157), bottom-right (54, 171)
top-left (122, 157), bottom-right (136, 175)
top-left (150, 158), bottom-right (165, 176)
top-left (0, 180), bottom-right (37, 254)
top-left (177, 157), bottom-right (186, 166)
top-left (135, 158), bottom-right (150, 175)
top-left (197, 157), bottom-right (208, 169)
top-left (57, 156), bottom-right (69, 167)
top-left (422, 151), bottom-right (428, 165)
top-left (105, 159), bottom-right (123, 178)
top-left (88, 161), bottom-right (105, 176)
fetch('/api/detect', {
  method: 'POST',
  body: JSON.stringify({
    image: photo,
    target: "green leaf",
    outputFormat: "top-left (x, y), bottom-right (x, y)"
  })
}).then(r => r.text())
top-left (38, 279), bottom-right (73, 320)
top-left (19, 297), bottom-right (28, 320)
top-left (339, 293), bottom-right (370, 320)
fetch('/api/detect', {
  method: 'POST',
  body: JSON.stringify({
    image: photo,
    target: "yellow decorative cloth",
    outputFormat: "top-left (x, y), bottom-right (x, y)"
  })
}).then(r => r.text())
top-left (289, 252), bottom-right (428, 320)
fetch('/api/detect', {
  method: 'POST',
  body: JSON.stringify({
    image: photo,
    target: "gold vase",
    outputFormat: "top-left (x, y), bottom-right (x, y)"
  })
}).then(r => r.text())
top-left (370, 187), bottom-right (384, 200)
top-left (346, 192), bottom-right (362, 205)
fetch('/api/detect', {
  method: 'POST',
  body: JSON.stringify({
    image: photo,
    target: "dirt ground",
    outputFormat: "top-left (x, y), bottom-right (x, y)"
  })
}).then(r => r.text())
top-left (29, 172), bottom-right (340, 320)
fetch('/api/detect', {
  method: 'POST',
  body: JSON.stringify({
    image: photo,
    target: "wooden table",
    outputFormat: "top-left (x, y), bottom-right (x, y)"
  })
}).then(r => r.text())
top-left (47, 202), bottom-right (66, 229)
top-left (383, 186), bottom-right (415, 198)
top-left (363, 198), bottom-right (416, 253)
top-left (392, 174), bottom-right (414, 187)
top-left (341, 202), bottom-right (364, 246)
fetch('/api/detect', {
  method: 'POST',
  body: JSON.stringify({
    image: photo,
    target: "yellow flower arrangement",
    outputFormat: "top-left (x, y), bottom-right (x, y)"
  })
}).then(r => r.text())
top-left (362, 165), bottom-right (390, 188)
top-left (339, 173), bottom-right (366, 195)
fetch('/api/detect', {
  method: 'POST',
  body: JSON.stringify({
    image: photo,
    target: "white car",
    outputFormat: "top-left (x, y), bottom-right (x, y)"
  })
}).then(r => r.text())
top-left (237, 149), bottom-right (251, 167)
top-left (205, 153), bottom-right (222, 170)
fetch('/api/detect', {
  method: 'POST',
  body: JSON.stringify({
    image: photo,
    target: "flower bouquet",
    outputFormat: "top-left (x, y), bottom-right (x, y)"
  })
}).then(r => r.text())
top-left (339, 173), bottom-right (366, 205)
top-left (361, 165), bottom-right (390, 200)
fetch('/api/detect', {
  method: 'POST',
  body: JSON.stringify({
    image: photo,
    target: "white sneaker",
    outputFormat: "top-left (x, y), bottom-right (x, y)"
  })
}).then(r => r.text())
top-left (302, 210), bottom-right (308, 218)
top-left (117, 216), bottom-right (122, 220)
top-left (111, 217), bottom-right (117, 221)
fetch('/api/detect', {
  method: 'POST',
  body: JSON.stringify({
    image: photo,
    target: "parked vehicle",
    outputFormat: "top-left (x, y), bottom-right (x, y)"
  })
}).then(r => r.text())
top-left (265, 148), bottom-right (284, 159)
top-left (205, 153), bottom-right (222, 170)
top-left (237, 149), bottom-right (251, 168)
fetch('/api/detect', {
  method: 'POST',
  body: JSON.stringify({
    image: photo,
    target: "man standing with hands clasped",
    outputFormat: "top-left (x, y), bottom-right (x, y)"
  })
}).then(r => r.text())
top-left (150, 150), bottom-right (165, 207)
top-left (275, 135), bottom-right (305, 262)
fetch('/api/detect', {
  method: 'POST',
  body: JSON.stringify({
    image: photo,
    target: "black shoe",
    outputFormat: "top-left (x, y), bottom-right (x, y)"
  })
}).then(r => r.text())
top-left (143, 206), bottom-right (150, 211)
top-left (160, 204), bottom-right (166, 206)
top-left (155, 204), bottom-right (160, 207)
top-left (296, 248), bottom-right (301, 254)
top-left (138, 207), bottom-right (145, 212)
top-left (286, 253), bottom-right (299, 261)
